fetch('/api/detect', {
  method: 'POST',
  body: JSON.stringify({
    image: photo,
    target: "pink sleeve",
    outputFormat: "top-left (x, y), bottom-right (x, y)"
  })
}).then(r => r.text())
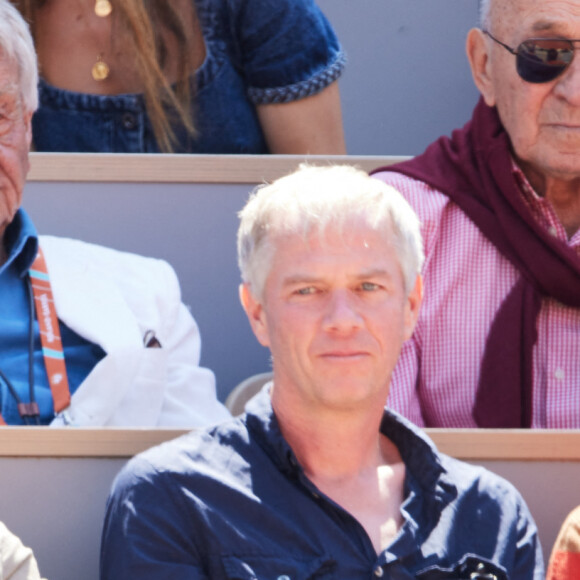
top-left (387, 336), bottom-right (425, 426)
top-left (373, 170), bottom-right (450, 426)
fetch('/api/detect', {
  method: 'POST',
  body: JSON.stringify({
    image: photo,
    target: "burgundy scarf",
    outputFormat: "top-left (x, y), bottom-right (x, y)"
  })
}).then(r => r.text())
top-left (372, 98), bottom-right (580, 427)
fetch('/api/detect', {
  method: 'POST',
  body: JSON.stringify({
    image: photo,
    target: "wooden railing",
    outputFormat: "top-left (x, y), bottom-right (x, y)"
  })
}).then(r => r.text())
top-left (0, 426), bottom-right (579, 460)
top-left (27, 152), bottom-right (408, 183)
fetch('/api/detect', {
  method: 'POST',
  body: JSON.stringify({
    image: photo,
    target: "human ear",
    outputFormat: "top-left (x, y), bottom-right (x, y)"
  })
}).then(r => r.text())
top-left (466, 27), bottom-right (497, 107)
top-left (403, 275), bottom-right (422, 341)
top-left (239, 283), bottom-right (270, 347)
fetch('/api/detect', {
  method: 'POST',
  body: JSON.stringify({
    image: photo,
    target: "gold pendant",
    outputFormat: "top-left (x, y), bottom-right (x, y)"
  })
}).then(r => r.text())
top-left (92, 55), bottom-right (110, 81)
top-left (94, 0), bottom-right (112, 17)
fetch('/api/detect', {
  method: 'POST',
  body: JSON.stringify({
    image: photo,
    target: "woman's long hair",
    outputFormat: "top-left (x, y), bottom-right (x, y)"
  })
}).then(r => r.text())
top-left (14, 0), bottom-right (197, 152)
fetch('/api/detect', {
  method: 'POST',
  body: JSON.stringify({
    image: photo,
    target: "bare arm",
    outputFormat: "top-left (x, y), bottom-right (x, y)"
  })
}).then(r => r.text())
top-left (256, 81), bottom-right (346, 154)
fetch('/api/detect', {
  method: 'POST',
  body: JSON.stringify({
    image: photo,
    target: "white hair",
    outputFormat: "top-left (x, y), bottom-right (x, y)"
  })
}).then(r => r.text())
top-left (0, 0), bottom-right (38, 112)
top-left (479, 0), bottom-right (491, 28)
top-left (237, 164), bottom-right (424, 300)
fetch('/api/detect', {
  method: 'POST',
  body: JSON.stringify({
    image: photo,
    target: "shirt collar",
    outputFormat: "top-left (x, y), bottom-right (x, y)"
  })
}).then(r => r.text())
top-left (510, 158), bottom-right (539, 201)
top-left (244, 387), bottom-right (459, 563)
top-left (245, 385), bottom-right (299, 477)
top-left (244, 385), bottom-right (457, 499)
top-left (1, 208), bottom-right (39, 278)
top-left (510, 157), bottom-right (568, 237)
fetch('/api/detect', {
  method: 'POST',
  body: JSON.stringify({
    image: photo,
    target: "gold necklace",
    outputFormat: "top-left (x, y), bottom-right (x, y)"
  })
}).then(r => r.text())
top-left (91, 0), bottom-right (112, 81)
top-left (92, 54), bottom-right (110, 81)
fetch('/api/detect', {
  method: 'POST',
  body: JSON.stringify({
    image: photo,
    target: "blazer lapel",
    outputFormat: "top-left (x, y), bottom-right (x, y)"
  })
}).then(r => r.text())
top-left (40, 236), bottom-right (160, 426)
top-left (40, 236), bottom-right (142, 352)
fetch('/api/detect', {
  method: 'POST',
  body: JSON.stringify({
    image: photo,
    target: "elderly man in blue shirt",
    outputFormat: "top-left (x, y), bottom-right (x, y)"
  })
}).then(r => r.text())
top-left (101, 165), bottom-right (544, 579)
top-left (0, 0), bottom-right (230, 427)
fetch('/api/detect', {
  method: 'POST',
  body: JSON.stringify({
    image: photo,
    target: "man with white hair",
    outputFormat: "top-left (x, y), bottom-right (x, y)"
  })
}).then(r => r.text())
top-left (101, 165), bottom-right (543, 579)
top-left (373, 0), bottom-right (580, 428)
top-left (0, 0), bottom-right (230, 427)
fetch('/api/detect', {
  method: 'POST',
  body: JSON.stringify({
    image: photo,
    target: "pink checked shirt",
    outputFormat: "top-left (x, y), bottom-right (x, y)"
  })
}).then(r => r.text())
top-left (374, 165), bottom-right (580, 428)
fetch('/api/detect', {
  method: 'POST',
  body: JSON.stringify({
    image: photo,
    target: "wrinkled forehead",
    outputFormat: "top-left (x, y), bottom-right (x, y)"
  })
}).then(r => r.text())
top-left (262, 223), bottom-right (407, 301)
top-left (267, 222), bottom-right (399, 271)
top-left (490, 0), bottom-right (580, 36)
top-left (488, 0), bottom-right (525, 31)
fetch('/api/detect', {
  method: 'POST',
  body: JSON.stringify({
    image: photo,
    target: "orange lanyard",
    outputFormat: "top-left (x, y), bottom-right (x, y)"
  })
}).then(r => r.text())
top-left (29, 247), bottom-right (71, 413)
top-left (0, 247), bottom-right (71, 424)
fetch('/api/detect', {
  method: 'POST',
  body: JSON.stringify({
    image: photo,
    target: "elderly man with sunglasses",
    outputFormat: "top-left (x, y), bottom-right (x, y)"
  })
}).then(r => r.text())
top-left (373, 0), bottom-right (580, 429)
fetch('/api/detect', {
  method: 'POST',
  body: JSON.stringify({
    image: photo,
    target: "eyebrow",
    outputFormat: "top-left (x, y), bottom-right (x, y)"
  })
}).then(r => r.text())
top-left (531, 20), bottom-right (568, 33)
top-left (282, 269), bottom-right (394, 287)
top-left (282, 275), bottom-right (323, 288)
top-left (353, 268), bottom-right (393, 281)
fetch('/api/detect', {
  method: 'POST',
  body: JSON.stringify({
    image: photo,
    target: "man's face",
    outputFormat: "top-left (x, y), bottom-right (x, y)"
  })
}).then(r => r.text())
top-left (0, 51), bottom-right (32, 239)
top-left (241, 222), bottom-right (421, 412)
top-left (475, 0), bottom-right (580, 183)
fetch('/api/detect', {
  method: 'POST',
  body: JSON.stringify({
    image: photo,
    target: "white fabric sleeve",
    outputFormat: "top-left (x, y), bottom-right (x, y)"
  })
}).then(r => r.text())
top-left (0, 523), bottom-right (45, 580)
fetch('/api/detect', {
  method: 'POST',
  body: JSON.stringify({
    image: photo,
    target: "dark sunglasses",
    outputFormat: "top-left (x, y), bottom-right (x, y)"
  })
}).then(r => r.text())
top-left (483, 29), bottom-right (580, 83)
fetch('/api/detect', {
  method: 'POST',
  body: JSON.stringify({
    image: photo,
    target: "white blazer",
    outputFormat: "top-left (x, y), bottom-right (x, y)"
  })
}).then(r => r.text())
top-left (40, 236), bottom-right (231, 427)
top-left (0, 522), bottom-right (44, 580)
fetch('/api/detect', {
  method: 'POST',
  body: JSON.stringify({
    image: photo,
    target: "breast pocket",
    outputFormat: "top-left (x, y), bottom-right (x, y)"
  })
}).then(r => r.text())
top-left (416, 554), bottom-right (508, 580)
top-left (221, 554), bottom-right (335, 580)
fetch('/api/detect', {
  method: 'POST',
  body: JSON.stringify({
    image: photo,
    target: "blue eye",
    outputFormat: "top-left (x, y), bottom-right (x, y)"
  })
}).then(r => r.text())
top-left (360, 282), bottom-right (379, 291)
top-left (296, 287), bottom-right (316, 295)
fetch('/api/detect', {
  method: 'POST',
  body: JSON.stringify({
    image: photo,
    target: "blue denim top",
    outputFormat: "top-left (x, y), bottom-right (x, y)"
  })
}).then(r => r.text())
top-left (101, 388), bottom-right (544, 579)
top-left (33, 0), bottom-right (345, 153)
top-left (0, 209), bottom-right (105, 424)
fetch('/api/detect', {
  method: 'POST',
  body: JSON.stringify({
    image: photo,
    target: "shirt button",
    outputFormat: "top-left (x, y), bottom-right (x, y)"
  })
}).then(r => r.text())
top-left (374, 566), bottom-right (384, 577)
top-left (122, 113), bottom-right (137, 130)
top-left (555, 368), bottom-right (565, 380)
top-left (470, 562), bottom-right (497, 579)
top-left (277, 576), bottom-right (291, 580)
top-left (548, 226), bottom-right (558, 236)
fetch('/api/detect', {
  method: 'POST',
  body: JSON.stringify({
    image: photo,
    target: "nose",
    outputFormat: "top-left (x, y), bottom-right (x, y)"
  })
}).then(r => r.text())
top-left (322, 290), bottom-right (363, 334)
top-left (553, 41), bottom-right (580, 104)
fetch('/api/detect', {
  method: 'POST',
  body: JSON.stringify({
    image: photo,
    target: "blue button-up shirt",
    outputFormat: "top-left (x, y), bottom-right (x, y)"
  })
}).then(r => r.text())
top-left (101, 388), bottom-right (544, 579)
top-left (0, 209), bottom-right (105, 425)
